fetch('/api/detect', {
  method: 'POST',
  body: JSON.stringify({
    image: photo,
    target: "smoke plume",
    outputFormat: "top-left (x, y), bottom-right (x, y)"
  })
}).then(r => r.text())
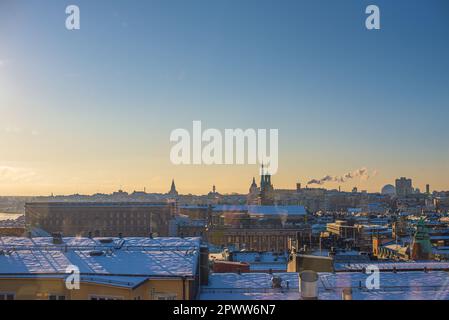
top-left (307, 167), bottom-right (375, 185)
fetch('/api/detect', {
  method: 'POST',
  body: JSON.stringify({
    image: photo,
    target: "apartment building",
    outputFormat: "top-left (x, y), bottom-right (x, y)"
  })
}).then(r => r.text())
top-left (0, 236), bottom-right (207, 300)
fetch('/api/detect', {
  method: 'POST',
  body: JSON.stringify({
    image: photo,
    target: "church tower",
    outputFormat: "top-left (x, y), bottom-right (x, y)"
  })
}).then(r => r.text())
top-left (249, 177), bottom-right (258, 194)
top-left (259, 164), bottom-right (274, 205)
top-left (247, 177), bottom-right (260, 205)
top-left (168, 179), bottom-right (178, 197)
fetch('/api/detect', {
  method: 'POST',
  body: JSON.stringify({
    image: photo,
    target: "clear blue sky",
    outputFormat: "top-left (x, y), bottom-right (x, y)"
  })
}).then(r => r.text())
top-left (0, 0), bottom-right (448, 195)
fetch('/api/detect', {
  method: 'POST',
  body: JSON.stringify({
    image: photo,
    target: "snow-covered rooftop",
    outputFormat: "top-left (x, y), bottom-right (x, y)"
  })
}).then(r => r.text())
top-left (201, 273), bottom-right (300, 300)
top-left (0, 237), bottom-right (201, 279)
top-left (0, 236), bottom-right (200, 250)
top-left (231, 252), bottom-right (288, 272)
top-left (213, 205), bottom-right (247, 212)
top-left (248, 205), bottom-right (307, 216)
top-left (232, 252), bottom-right (288, 264)
top-left (334, 261), bottom-right (449, 272)
top-left (200, 271), bottom-right (449, 300)
top-left (212, 205), bottom-right (307, 216)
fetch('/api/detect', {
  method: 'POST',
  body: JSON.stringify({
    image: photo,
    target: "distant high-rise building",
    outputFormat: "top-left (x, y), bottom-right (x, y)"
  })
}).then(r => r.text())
top-left (426, 184), bottom-right (430, 195)
top-left (395, 177), bottom-right (413, 197)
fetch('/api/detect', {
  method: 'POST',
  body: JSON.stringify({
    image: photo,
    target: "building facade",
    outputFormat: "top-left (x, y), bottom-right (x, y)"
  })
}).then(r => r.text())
top-left (395, 177), bottom-right (413, 197)
top-left (25, 202), bottom-right (175, 237)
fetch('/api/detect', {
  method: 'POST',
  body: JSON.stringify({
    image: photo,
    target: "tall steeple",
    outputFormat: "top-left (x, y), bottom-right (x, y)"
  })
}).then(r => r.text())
top-left (249, 177), bottom-right (258, 194)
top-left (251, 177), bottom-right (257, 188)
top-left (168, 179), bottom-right (178, 196)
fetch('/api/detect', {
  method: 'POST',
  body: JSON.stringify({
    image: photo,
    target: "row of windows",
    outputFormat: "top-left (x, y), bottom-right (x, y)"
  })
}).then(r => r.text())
top-left (0, 292), bottom-right (177, 300)
top-left (0, 293), bottom-right (14, 300)
top-left (226, 236), bottom-right (289, 243)
top-left (31, 212), bottom-right (160, 219)
top-left (40, 219), bottom-right (151, 225)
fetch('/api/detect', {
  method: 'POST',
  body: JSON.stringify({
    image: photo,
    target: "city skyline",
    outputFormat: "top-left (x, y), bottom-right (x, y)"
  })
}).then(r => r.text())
top-left (0, 170), bottom-right (435, 197)
top-left (1, 0), bottom-right (449, 195)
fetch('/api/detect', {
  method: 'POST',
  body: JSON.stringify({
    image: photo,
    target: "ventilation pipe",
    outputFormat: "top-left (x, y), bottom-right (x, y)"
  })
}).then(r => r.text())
top-left (299, 270), bottom-right (318, 300)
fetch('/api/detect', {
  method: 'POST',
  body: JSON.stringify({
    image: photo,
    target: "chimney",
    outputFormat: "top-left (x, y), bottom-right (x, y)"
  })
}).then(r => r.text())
top-left (295, 231), bottom-right (301, 251)
top-left (271, 276), bottom-right (283, 289)
top-left (299, 270), bottom-right (318, 300)
top-left (52, 232), bottom-right (63, 245)
top-left (199, 245), bottom-right (210, 285)
top-left (342, 288), bottom-right (352, 300)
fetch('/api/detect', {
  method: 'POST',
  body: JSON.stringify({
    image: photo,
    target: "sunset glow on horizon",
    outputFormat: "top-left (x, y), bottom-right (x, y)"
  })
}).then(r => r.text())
top-left (1, 0), bottom-right (449, 196)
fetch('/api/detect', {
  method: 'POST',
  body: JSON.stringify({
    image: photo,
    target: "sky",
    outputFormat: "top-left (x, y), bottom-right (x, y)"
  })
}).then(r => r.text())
top-left (0, 0), bottom-right (449, 196)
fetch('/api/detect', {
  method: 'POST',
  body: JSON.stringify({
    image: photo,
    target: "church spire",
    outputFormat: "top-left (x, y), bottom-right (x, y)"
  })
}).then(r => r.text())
top-left (168, 179), bottom-right (178, 196)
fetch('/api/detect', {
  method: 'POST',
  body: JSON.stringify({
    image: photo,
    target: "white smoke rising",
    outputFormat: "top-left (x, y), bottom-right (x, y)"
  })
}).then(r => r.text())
top-left (307, 167), bottom-right (376, 185)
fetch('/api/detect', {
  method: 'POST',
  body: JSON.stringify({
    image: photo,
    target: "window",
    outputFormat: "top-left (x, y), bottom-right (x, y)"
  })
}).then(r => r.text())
top-left (49, 295), bottom-right (66, 300)
top-left (154, 293), bottom-right (177, 300)
top-left (0, 293), bottom-right (15, 300)
top-left (89, 295), bottom-right (123, 300)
